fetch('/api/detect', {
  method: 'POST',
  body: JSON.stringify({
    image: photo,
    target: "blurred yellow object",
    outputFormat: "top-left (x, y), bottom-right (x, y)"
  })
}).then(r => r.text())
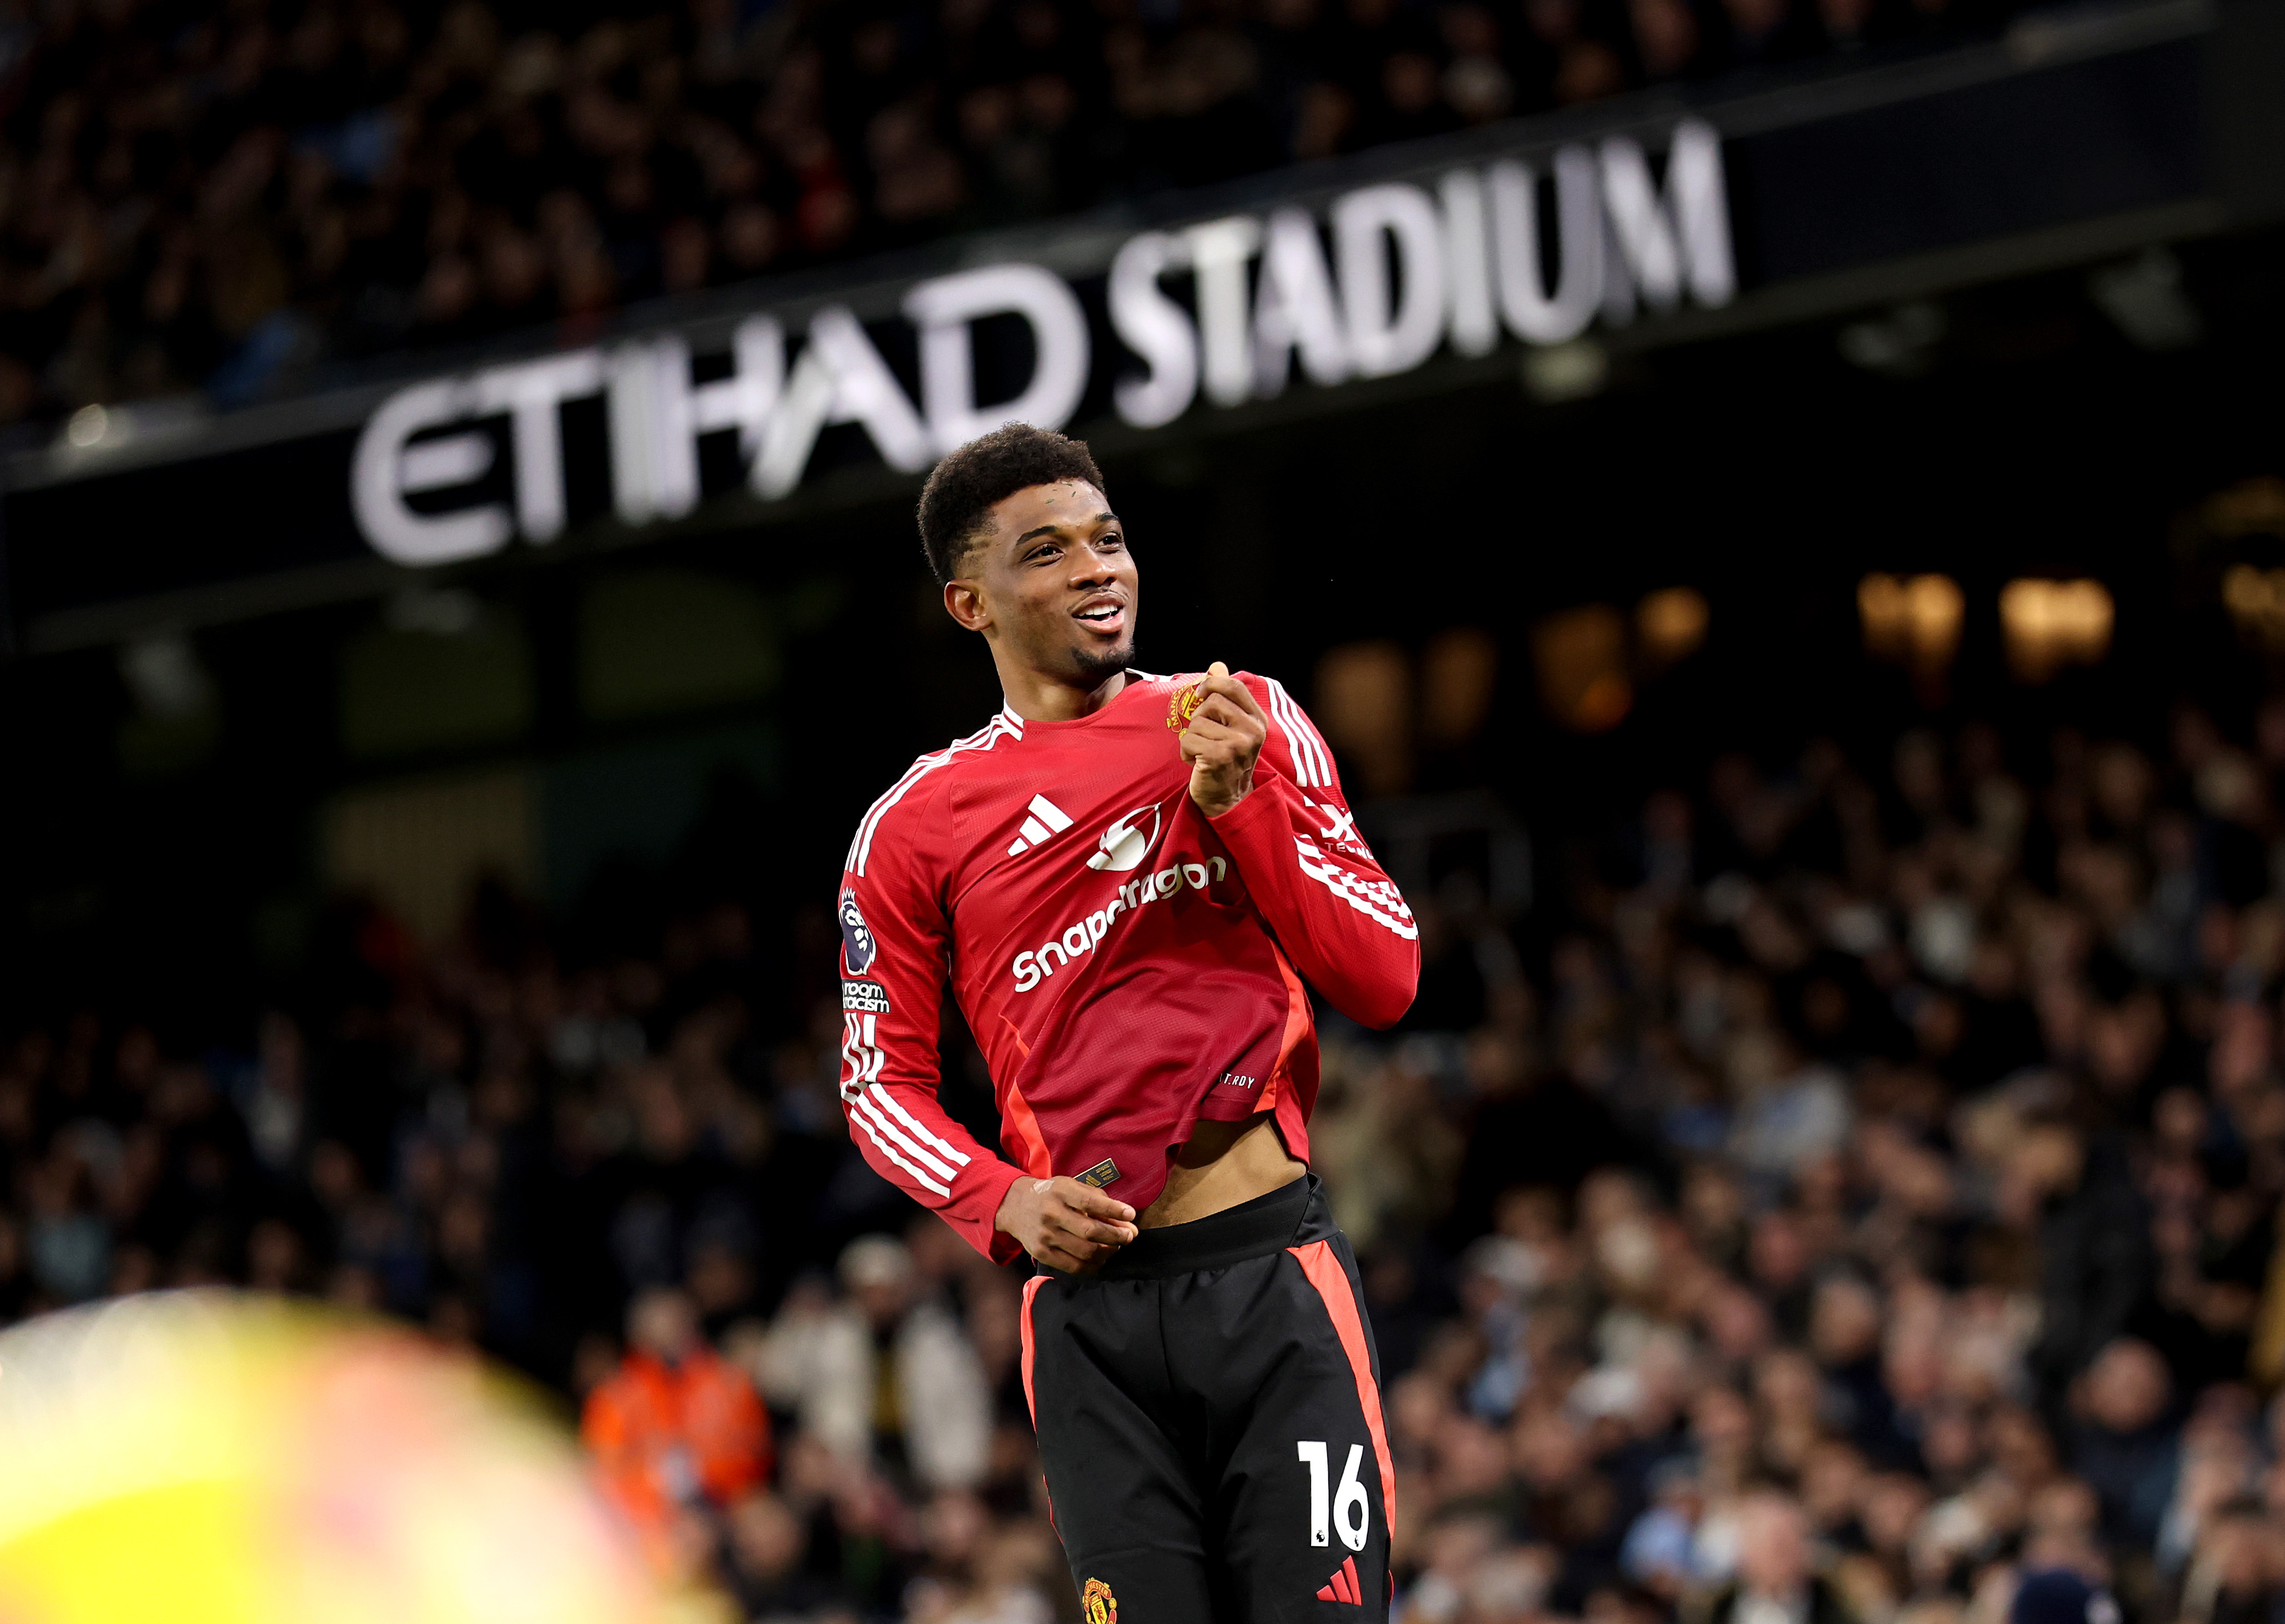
top-left (1998, 577), bottom-right (2112, 681)
top-left (1531, 604), bottom-right (1632, 733)
top-left (0, 1293), bottom-right (665, 1624)
top-left (2221, 562), bottom-right (2285, 652)
top-left (1634, 586), bottom-right (1710, 673)
top-left (1857, 572), bottom-right (1963, 675)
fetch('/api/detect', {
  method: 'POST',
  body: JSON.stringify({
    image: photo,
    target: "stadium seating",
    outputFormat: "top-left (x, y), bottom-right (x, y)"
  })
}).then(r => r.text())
top-left (5, 707), bottom-right (2284, 1621)
top-left (0, 0), bottom-right (2027, 424)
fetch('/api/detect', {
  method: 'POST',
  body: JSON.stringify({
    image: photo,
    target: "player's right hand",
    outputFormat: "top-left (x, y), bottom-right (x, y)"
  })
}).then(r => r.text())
top-left (996, 1176), bottom-right (1139, 1273)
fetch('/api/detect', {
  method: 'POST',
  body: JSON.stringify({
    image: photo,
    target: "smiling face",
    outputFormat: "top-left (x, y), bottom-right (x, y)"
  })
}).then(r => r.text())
top-left (944, 478), bottom-right (1137, 686)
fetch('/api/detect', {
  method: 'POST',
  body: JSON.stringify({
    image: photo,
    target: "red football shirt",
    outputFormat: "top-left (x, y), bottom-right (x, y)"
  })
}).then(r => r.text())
top-left (834, 670), bottom-right (1420, 1263)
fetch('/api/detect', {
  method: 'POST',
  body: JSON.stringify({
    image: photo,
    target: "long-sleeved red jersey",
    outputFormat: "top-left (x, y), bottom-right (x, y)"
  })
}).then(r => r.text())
top-left (834, 670), bottom-right (1420, 1263)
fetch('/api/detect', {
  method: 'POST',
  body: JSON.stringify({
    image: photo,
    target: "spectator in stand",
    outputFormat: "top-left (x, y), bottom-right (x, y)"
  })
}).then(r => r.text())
top-left (2009, 1570), bottom-right (2122, 1624)
top-left (2171, 1499), bottom-right (2285, 1624)
top-left (0, 0), bottom-right (2045, 425)
top-left (722, 1491), bottom-right (836, 1622)
top-left (1694, 1490), bottom-right (1857, 1624)
top-left (2067, 1338), bottom-right (2180, 1553)
top-left (581, 1284), bottom-right (773, 1544)
top-left (752, 1233), bottom-right (993, 1493)
top-left (8, 701), bottom-right (2285, 1622)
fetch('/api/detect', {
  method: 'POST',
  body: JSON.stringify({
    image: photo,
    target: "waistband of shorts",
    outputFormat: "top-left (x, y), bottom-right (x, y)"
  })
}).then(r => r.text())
top-left (1062, 1172), bottom-right (1326, 1280)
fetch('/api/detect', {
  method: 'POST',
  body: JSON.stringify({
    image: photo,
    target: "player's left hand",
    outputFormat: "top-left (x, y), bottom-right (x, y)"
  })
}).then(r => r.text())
top-left (1180, 661), bottom-right (1267, 818)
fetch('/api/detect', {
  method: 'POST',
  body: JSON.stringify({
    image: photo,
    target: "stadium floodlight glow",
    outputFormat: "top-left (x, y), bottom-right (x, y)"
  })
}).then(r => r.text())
top-left (2000, 577), bottom-right (2113, 681)
top-left (1532, 603), bottom-right (1632, 733)
top-left (2222, 563), bottom-right (2285, 652)
top-left (1636, 586), bottom-right (1710, 671)
top-left (1315, 640), bottom-right (1415, 793)
top-left (1858, 573), bottom-right (1964, 677)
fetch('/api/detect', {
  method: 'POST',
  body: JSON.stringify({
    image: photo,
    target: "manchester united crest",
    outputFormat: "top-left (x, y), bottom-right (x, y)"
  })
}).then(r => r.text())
top-left (1166, 681), bottom-right (1204, 729)
top-left (1083, 1578), bottom-right (1119, 1624)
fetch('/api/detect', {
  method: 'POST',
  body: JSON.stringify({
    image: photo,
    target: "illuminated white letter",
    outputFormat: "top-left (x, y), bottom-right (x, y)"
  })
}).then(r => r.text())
top-left (351, 379), bottom-right (512, 566)
top-left (1440, 170), bottom-right (1498, 358)
top-left (1334, 183), bottom-right (1446, 379)
top-left (1489, 147), bottom-right (1602, 344)
top-left (1669, 119), bottom-right (1735, 308)
top-left (606, 341), bottom-right (672, 526)
top-left (724, 317), bottom-right (788, 461)
top-left (473, 349), bottom-right (601, 542)
top-left (751, 307), bottom-right (930, 499)
top-left (1183, 216), bottom-right (1263, 407)
top-left (608, 319), bottom-right (783, 526)
top-left (1108, 231), bottom-right (1198, 429)
top-left (1251, 208), bottom-right (1350, 395)
top-left (1599, 118), bottom-right (1734, 321)
top-left (905, 262), bottom-right (1090, 456)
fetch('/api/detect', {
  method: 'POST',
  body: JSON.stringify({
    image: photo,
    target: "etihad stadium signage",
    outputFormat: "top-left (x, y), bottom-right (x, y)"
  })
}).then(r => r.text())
top-left (2, 0), bottom-right (2228, 647)
top-left (350, 122), bottom-right (1732, 567)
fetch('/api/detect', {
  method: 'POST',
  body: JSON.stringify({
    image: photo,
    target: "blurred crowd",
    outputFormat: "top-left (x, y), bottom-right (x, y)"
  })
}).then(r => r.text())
top-left (7, 699), bottom-right (2285, 1624)
top-left (0, 0), bottom-right (2032, 423)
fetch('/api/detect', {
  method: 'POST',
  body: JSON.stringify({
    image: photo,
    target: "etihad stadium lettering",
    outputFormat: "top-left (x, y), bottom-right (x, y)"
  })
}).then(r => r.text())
top-left (351, 120), bottom-right (1731, 567)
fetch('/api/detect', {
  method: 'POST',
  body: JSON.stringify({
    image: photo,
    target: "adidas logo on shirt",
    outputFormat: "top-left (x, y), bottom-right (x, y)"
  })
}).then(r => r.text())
top-left (1005, 793), bottom-right (1074, 856)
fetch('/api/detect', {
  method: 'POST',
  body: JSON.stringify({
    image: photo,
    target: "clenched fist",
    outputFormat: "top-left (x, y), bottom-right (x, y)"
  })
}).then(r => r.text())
top-left (1180, 661), bottom-right (1267, 818)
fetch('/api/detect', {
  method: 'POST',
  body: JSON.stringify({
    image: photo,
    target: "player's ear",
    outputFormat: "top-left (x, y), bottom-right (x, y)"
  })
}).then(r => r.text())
top-left (943, 577), bottom-right (991, 634)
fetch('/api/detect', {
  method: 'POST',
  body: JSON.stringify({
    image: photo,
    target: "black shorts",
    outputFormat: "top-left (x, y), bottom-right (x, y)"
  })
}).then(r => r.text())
top-left (1019, 1174), bottom-right (1395, 1624)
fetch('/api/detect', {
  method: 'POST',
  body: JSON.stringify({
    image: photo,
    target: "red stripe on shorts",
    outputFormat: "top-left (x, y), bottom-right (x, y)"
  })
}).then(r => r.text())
top-left (1019, 1273), bottom-right (1047, 1424)
top-left (1288, 1239), bottom-right (1397, 1541)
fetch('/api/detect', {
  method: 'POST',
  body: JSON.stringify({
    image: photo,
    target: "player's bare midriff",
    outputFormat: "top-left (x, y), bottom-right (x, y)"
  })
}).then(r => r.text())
top-left (1138, 1112), bottom-right (1307, 1228)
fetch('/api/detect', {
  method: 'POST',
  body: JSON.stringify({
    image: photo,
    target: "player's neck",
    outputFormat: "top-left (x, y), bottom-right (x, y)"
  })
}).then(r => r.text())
top-left (995, 660), bottom-right (1129, 723)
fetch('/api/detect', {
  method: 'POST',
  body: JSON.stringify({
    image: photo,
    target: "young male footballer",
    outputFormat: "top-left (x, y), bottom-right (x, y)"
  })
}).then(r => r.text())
top-left (834, 423), bottom-right (1419, 1621)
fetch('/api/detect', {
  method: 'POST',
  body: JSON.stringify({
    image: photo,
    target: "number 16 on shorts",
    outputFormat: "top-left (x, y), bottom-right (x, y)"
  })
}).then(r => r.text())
top-left (1298, 1440), bottom-right (1370, 1550)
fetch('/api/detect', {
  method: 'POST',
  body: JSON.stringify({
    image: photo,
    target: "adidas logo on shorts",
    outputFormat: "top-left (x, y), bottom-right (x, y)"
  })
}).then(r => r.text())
top-left (1316, 1555), bottom-right (1364, 1605)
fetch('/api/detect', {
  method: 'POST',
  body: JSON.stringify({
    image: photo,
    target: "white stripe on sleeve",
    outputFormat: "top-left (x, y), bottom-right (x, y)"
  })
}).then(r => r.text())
top-left (855, 1092), bottom-right (960, 1185)
top-left (1267, 679), bottom-right (1330, 788)
top-left (1293, 692), bottom-right (1334, 787)
top-left (874, 1085), bottom-right (974, 1166)
top-left (1294, 837), bottom-right (1418, 939)
top-left (851, 1100), bottom-right (955, 1196)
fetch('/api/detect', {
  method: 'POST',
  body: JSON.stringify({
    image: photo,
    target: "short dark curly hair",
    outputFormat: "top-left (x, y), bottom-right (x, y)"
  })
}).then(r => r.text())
top-left (916, 423), bottom-right (1106, 584)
